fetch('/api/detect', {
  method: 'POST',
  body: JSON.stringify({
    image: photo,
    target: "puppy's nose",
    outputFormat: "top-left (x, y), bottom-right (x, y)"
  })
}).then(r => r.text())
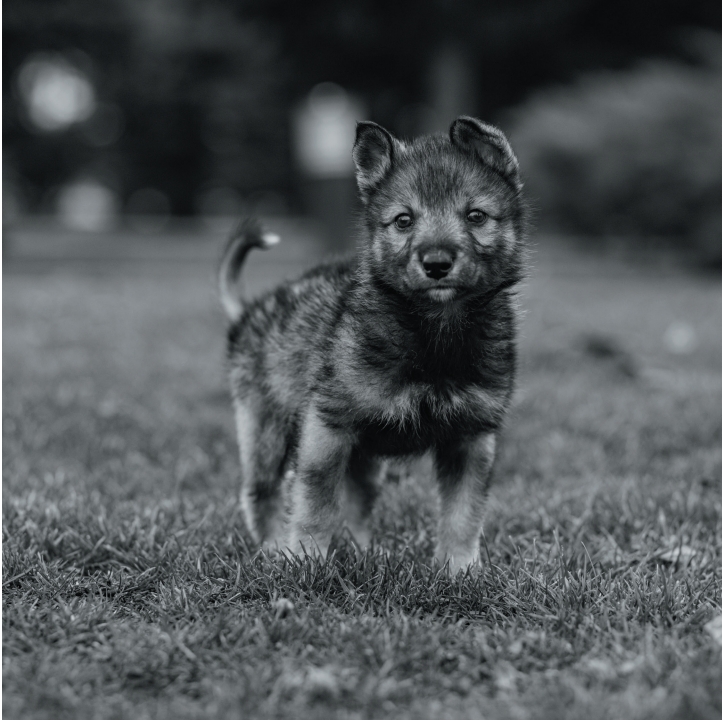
top-left (421, 249), bottom-right (454, 280)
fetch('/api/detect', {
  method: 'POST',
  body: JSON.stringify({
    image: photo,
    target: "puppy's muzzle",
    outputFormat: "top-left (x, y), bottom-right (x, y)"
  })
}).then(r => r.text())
top-left (421, 249), bottom-right (455, 280)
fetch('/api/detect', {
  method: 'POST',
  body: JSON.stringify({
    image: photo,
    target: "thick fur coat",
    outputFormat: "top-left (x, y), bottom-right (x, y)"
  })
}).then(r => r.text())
top-left (219, 117), bottom-right (527, 571)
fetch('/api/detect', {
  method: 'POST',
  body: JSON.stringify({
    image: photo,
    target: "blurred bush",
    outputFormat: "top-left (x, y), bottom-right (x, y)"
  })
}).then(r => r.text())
top-left (4, 1), bottom-right (289, 218)
top-left (509, 32), bottom-right (721, 260)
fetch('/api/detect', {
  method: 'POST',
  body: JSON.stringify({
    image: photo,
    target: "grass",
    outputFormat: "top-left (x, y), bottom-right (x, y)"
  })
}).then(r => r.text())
top-left (3, 225), bottom-right (721, 719)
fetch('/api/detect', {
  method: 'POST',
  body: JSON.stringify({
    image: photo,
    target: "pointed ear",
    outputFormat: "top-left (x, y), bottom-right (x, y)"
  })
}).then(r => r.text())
top-left (450, 116), bottom-right (520, 187)
top-left (352, 121), bottom-right (395, 201)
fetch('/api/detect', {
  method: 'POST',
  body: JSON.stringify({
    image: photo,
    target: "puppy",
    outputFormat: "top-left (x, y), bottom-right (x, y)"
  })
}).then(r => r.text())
top-left (219, 117), bottom-right (527, 572)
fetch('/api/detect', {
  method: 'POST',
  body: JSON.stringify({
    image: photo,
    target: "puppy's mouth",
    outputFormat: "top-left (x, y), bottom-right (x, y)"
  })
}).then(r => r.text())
top-left (424, 287), bottom-right (458, 302)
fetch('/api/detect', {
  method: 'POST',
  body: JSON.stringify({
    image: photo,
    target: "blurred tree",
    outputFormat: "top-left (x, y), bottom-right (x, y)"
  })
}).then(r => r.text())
top-left (244, 0), bottom-right (720, 130)
top-left (4, 1), bottom-right (134, 212)
top-left (3, 0), bottom-right (719, 217)
top-left (509, 32), bottom-right (721, 258)
top-left (4, 0), bottom-right (289, 215)
top-left (122, 0), bottom-right (288, 214)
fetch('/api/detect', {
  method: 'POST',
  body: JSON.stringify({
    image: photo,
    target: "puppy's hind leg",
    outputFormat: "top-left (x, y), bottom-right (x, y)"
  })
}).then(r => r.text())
top-left (342, 448), bottom-right (383, 550)
top-left (234, 398), bottom-right (289, 547)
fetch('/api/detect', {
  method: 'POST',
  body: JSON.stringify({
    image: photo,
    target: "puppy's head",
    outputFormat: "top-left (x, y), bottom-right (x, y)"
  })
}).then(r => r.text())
top-left (353, 117), bottom-right (527, 304)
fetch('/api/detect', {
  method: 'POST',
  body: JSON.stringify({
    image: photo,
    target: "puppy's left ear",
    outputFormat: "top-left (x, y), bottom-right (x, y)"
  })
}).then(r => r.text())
top-left (353, 121), bottom-right (396, 202)
top-left (450, 117), bottom-right (520, 187)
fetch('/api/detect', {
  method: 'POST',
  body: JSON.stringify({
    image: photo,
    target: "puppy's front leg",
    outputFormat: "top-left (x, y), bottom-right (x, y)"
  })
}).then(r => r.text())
top-left (287, 404), bottom-right (353, 557)
top-left (434, 433), bottom-right (497, 573)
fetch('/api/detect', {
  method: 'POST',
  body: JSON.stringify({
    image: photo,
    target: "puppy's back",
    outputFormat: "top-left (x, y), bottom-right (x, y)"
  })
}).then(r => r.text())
top-left (226, 259), bottom-right (354, 413)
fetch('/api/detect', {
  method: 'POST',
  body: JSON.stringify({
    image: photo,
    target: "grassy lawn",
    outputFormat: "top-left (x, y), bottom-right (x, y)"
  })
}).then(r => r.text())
top-left (3, 224), bottom-right (721, 719)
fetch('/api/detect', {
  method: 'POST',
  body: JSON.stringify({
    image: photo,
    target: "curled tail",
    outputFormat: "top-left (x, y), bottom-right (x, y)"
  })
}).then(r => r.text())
top-left (218, 218), bottom-right (281, 321)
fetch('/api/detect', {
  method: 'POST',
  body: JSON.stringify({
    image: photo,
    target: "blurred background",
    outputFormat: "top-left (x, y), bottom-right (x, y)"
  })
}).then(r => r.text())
top-left (3, 6), bottom-right (722, 717)
top-left (3, 0), bottom-right (721, 265)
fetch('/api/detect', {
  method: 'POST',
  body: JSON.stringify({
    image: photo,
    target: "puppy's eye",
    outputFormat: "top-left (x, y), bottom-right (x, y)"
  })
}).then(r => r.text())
top-left (394, 213), bottom-right (413, 230)
top-left (467, 209), bottom-right (488, 224)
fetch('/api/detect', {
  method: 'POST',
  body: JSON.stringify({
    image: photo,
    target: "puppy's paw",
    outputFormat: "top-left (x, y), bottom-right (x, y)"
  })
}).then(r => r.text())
top-left (285, 530), bottom-right (332, 561)
top-left (434, 547), bottom-right (482, 575)
top-left (343, 523), bottom-right (372, 553)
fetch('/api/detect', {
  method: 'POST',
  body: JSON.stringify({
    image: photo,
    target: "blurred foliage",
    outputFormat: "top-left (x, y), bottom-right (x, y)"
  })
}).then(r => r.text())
top-left (4, 0), bottom-right (289, 215)
top-left (3, 0), bottom-right (720, 219)
top-left (510, 32), bottom-right (721, 256)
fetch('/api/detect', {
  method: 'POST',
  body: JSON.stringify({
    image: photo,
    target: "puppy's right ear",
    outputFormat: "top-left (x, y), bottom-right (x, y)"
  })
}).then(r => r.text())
top-left (450, 117), bottom-right (520, 188)
top-left (352, 121), bottom-right (395, 201)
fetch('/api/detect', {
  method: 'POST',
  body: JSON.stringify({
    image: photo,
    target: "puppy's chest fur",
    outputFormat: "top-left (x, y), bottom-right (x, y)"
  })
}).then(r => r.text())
top-left (325, 305), bottom-right (514, 453)
top-left (229, 260), bottom-right (516, 456)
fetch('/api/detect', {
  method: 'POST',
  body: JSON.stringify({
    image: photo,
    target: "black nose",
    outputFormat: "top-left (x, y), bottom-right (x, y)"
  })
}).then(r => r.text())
top-left (421, 250), bottom-right (454, 280)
